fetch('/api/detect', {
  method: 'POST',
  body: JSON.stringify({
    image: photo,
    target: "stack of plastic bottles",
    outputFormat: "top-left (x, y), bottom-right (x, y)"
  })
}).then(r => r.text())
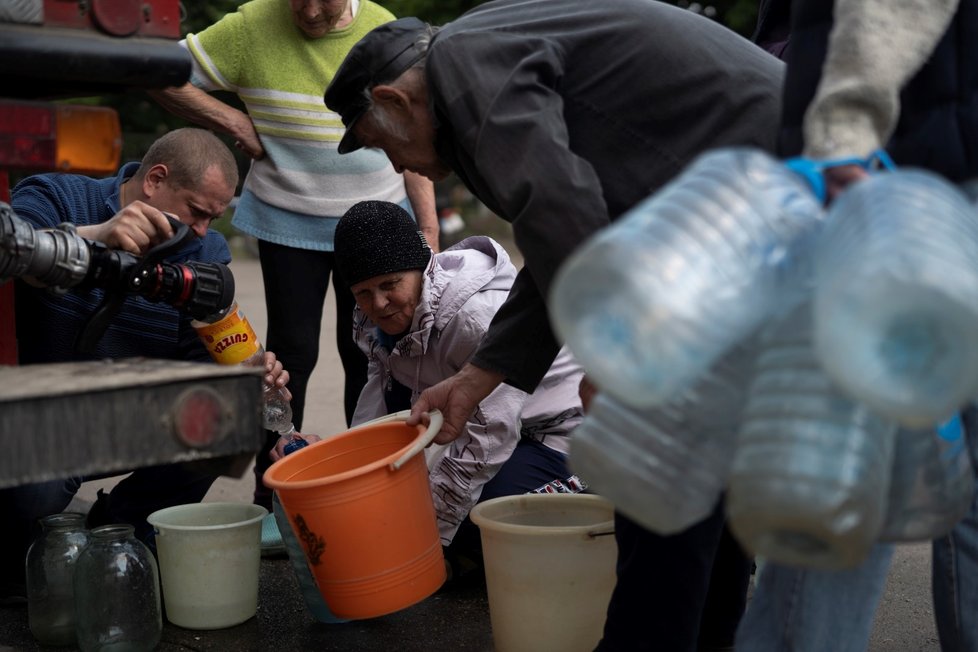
top-left (881, 417), bottom-right (973, 542)
top-left (814, 170), bottom-right (978, 426)
top-left (551, 148), bottom-right (825, 409)
top-left (569, 338), bottom-right (757, 535)
top-left (727, 303), bottom-right (896, 569)
top-left (551, 147), bottom-right (978, 569)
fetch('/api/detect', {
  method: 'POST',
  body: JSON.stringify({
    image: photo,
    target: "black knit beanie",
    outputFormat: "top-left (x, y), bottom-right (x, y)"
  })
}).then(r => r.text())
top-left (334, 200), bottom-right (432, 287)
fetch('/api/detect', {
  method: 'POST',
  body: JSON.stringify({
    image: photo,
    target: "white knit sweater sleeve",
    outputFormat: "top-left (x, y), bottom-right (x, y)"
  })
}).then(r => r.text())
top-left (803, 0), bottom-right (959, 160)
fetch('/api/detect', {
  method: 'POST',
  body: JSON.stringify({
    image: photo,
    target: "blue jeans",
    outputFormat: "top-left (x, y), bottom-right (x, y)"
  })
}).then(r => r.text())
top-left (932, 406), bottom-right (978, 652)
top-left (735, 544), bottom-right (894, 652)
top-left (736, 406), bottom-right (978, 652)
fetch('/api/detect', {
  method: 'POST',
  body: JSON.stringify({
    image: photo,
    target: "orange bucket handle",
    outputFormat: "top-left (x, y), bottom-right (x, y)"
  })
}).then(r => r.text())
top-left (348, 409), bottom-right (444, 471)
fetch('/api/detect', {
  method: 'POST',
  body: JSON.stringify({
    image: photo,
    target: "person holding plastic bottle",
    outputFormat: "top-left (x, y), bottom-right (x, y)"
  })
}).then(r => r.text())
top-left (322, 2), bottom-right (785, 649)
top-left (272, 200), bottom-right (587, 580)
top-left (738, 0), bottom-right (978, 650)
top-left (0, 128), bottom-right (292, 605)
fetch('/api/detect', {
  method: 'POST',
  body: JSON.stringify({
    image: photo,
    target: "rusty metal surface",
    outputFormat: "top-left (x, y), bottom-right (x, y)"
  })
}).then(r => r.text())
top-left (0, 358), bottom-right (264, 488)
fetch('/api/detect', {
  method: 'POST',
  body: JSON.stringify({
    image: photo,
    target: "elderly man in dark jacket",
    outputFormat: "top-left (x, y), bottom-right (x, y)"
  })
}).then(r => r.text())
top-left (325, 1), bottom-right (784, 649)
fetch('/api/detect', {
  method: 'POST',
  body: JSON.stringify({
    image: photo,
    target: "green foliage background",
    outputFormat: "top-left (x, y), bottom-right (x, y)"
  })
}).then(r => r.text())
top-left (386, 0), bottom-right (759, 34)
top-left (94, 0), bottom-right (758, 240)
top-left (113, 0), bottom-right (759, 157)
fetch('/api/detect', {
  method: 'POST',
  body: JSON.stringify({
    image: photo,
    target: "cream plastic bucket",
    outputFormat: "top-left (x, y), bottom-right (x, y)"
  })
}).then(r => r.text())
top-left (147, 502), bottom-right (267, 630)
top-left (469, 494), bottom-right (617, 652)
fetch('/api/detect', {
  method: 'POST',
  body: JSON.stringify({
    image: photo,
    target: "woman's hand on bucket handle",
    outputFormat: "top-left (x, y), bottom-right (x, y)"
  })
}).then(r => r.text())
top-left (407, 364), bottom-right (504, 444)
top-left (269, 433), bottom-right (322, 462)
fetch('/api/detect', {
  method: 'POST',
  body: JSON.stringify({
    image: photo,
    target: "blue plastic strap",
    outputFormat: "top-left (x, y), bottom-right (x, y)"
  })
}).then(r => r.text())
top-left (784, 148), bottom-right (897, 203)
top-left (784, 158), bottom-right (830, 203)
top-left (937, 414), bottom-right (964, 442)
top-left (867, 148), bottom-right (897, 171)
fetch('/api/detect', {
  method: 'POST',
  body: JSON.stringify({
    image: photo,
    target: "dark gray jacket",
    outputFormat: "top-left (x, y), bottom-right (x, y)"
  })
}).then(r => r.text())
top-left (427, 0), bottom-right (784, 391)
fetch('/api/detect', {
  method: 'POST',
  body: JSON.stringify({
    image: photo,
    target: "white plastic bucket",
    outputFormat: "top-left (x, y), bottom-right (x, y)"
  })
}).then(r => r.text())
top-left (469, 494), bottom-right (617, 652)
top-left (147, 502), bottom-right (267, 630)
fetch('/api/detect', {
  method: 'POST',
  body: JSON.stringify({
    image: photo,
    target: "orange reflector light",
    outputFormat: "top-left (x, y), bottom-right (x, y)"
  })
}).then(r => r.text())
top-left (54, 104), bottom-right (122, 174)
top-left (0, 100), bottom-right (121, 174)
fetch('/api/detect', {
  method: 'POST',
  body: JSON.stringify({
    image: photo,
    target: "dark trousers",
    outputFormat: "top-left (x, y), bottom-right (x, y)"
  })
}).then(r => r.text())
top-left (253, 241), bottom-right (368, 508)
top-left (448, 437), bottom-right (571, 559)
top-left (0, 463), bottom-right (217, 584)
top-left (595, 499), bottom-right (752, 652)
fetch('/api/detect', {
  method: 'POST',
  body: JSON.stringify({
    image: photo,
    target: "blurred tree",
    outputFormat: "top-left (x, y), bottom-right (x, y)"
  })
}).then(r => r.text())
top-left (385, 0), bottom-right (483, 24)
top-left (385, 0), bottom-right (759, 36)
top-left (105, 2), bottom-right (249, 168)
top-left (673, 0), bottom-right (759, 36)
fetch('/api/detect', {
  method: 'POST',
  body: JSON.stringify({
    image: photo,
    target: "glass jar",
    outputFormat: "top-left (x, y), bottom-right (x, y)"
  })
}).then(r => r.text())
top-left (74, 524), bottom-right (161, 652)
top-left (26, 512), bottom-right (90, 646)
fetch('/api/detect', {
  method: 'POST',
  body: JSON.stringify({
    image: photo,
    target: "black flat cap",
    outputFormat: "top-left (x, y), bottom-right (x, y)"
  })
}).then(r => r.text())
top-left (325, 17), bottom-right (428, 154)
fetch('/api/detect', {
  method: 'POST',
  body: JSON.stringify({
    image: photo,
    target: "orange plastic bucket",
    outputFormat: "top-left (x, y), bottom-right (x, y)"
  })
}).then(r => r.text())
top-left (263, 410), bottom-right (446, 619)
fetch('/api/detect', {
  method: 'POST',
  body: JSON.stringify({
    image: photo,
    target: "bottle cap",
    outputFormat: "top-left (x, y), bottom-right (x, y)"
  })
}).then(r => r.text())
top-left (283, 437), bottom-right (309, 456)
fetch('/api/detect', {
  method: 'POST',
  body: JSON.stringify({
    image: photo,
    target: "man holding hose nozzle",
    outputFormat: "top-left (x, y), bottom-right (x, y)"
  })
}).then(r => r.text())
top-left (0, 128), bottom-right (291, 605)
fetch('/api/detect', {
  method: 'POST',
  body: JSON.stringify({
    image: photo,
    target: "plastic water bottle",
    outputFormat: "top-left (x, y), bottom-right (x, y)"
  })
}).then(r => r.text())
top-left (192, 301), bottom-right (307, 452)
top-left (814, 170), bottom-right (978, 427)
top-left (568, 338), bottom-right (757, 535)
top-left (727, 304), bottom-right (896, 570)
top-left (550, 147), bottom-right (824, 409)
top-left (880, 415), bottom-right (974, 542)
top-left (263, 388), bottom-right (307, 455)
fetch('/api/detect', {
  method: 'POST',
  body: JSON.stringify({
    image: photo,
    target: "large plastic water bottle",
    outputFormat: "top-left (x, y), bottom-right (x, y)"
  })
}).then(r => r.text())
top-left (727, 304), bottom-right (896, 570)
top-left (550, 147), bottom-right (824, 409)
top-left (880, 415), bottom-right (974, 542)
top-left (568, 339), bottom-right (757, 535)
top-left (814, 170), bottom-right (978, 427)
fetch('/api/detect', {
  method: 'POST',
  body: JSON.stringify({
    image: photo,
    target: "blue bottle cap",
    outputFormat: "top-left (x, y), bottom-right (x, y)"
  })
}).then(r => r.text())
top-left (283, 437), bottom-right (309, 456)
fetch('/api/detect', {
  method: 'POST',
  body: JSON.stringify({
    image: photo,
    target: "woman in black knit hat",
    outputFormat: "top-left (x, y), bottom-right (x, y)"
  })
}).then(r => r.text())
top-left (274, 200), bottom-right (587, 573)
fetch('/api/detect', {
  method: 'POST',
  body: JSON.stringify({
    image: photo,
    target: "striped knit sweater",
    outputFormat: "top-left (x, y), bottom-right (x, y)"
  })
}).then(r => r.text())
top-left (185, 0), bottom-right (407, 248)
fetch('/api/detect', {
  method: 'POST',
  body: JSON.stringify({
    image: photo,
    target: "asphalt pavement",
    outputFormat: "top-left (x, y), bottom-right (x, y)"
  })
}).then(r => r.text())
top-left (0, 249), bottom-right (943, 651)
